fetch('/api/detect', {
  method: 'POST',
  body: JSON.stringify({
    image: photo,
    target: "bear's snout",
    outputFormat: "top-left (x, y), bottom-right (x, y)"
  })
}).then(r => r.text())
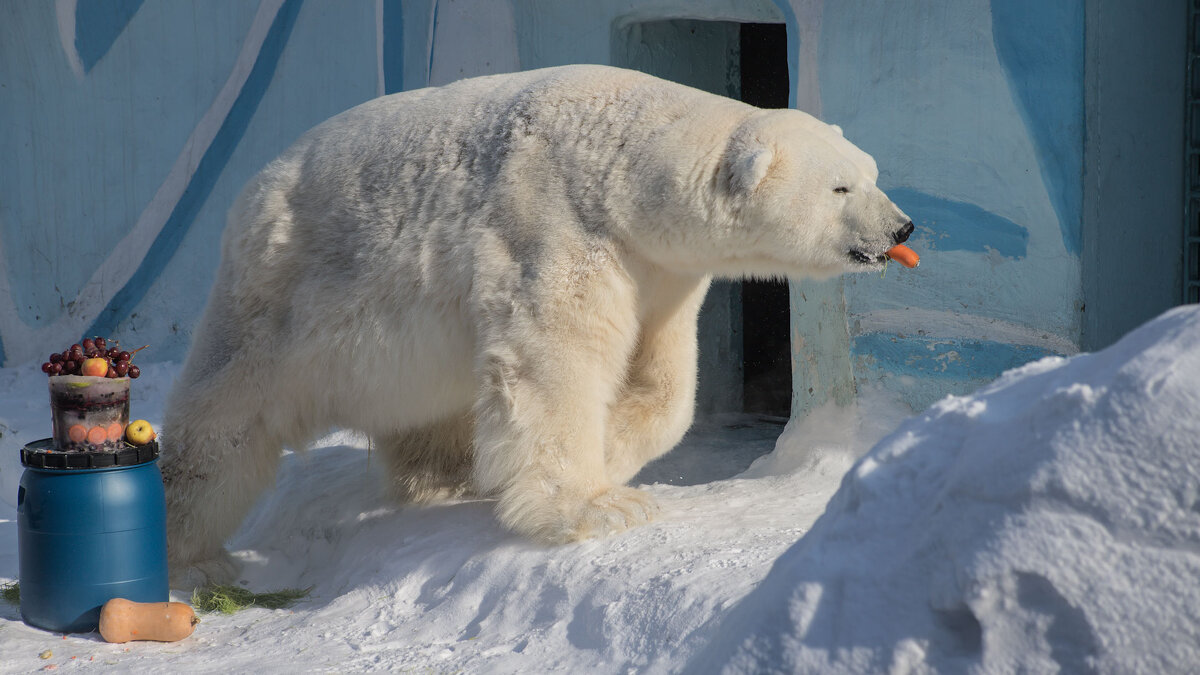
top-left (892, 222), bottom-right (915, 245)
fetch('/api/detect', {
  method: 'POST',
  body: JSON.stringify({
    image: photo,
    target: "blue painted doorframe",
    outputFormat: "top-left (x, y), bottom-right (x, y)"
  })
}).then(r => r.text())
top-left (1081, 0), bottom-right (1187, 350)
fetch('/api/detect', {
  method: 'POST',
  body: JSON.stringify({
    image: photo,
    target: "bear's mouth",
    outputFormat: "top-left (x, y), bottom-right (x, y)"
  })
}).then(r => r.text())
top-left (848, 249), bottom-right (887, 266)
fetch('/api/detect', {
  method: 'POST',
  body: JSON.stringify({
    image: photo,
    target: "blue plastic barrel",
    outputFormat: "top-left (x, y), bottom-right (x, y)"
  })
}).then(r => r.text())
top-left (17, 438), bottom-right (168, 633)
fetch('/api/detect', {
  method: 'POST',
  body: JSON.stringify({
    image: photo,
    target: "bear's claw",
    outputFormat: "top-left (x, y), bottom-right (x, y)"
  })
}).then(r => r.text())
top-left (570, 486), bottom-right (660, 541)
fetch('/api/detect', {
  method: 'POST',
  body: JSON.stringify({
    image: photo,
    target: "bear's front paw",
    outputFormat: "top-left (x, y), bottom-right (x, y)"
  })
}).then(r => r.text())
top-left (497, 482), bottom-right (660, 544)
top-left (568, 486), bottom-right (659, 541)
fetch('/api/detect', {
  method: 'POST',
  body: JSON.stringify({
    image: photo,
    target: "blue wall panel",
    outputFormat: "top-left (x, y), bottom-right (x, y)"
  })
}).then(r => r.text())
top-left (0, 1), bottom-right (378, 363)
top-left (991, 0), bottom-right (1085, 255)
top-left (817, 0), bottom-right (1087, 411)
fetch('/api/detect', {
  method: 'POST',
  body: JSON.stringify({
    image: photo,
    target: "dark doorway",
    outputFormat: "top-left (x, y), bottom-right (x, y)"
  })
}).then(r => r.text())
top-left (1187, 1), bottom-right (1200, 304)
top-left (739, 23), bottom-right (792, 417)
top-left (616, 17), bottom-right (794, 486)
top-left (614, 18), bottom-right (792, 420)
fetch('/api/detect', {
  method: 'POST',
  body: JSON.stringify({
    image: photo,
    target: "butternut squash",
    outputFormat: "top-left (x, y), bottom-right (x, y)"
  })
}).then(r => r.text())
top-left (98, 598), bottom-right (199, 643)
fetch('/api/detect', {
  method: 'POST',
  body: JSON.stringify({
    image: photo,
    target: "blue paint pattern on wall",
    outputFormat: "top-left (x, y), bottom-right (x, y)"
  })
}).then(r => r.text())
top-left (86, 0), bottom-right (305, 339)
top-left (854, 332), bottom-right (1061, 410)
top-left (382, 0), bottom-right (405, 94)
top-left (855, 333), bottom-right (1058, 381)
top-left (75, 0), bottom-right (145, 73)
top-left (427, 0), bottom-right (440, 85)
top-left (887, 188), bottom-right (1029, 259)
top-left (991, 0), bottom-right (1084, 254)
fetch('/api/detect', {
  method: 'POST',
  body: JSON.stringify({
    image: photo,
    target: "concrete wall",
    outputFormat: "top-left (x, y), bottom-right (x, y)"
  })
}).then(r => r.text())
top-left (0, 1), bottom-right (1186, 417)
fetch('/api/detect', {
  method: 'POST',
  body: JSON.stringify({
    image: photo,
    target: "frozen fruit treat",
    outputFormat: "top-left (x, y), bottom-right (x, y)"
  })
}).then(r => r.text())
top-left (49, 375), bottom-right (131, 451)
top-left (39, 337), bottom-right (148, 452)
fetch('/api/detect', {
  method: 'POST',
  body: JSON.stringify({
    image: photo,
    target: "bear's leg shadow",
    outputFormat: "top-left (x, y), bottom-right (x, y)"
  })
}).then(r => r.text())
top-left (471, 289), bottom-right (656, 544)
top-left (377, 412), bottom-right (475, 503)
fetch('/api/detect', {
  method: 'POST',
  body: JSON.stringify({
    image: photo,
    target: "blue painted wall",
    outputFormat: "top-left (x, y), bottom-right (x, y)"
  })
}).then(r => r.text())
top-left (0, 1), bottom-right (381, 365)
top-left (0, 1), bottom-right (1182, 416)
top-left (815, 0), bottom-right (1089, 409)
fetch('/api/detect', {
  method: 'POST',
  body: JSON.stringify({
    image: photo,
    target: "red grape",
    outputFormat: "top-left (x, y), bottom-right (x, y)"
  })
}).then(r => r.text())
top-left (41, 338), bottom-right (143, 378)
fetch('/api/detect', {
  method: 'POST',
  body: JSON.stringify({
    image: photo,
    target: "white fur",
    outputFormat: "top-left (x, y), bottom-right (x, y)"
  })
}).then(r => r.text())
top-left (161, 65), bottom-right (910, 582)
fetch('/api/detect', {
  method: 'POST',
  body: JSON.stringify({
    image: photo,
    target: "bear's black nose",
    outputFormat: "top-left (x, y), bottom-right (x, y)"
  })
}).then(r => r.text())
top-left (893, 221), bottom-right (915, 244)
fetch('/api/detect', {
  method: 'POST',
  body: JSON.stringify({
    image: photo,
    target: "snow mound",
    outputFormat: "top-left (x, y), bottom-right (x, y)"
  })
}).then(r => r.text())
top-left (741, 386), bottom-right (913, 482)
top-left (694, 305), bottom-right (1200, 674)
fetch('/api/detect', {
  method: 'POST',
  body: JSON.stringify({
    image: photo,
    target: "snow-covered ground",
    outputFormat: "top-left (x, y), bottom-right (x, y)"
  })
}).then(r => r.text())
top-left (2, 306), bottom-right (1199, 673)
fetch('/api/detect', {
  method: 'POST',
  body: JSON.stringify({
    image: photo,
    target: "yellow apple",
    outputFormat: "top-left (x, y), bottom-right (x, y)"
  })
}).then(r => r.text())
top-left (81, 357), bottom-right (109, 377)
top-left (125, 419), bottom-right (156, 445)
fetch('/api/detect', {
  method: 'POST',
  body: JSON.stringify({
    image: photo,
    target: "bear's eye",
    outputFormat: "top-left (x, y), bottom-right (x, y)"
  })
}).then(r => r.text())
top-left (833, 186), bottom-right (849, 194)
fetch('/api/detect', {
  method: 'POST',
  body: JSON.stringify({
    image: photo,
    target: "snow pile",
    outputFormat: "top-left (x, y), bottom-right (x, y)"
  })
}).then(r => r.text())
top-left (741, 386), bottom-right (913, 483)
top-left (695, 305), bottom-right (1200, 674)
top-left (2, 306), bottom-right (1199, 673)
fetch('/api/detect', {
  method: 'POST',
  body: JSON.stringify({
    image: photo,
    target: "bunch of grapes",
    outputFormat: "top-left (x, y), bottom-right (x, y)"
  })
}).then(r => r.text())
top-left (40, 337), bottom-right (145, 379)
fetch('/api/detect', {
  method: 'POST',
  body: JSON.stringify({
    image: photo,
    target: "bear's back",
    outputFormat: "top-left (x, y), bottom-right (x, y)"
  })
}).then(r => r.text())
top-left (250, 65), bottom-right (751, 241)
top-left (284, 65), bottom-right (744, 176)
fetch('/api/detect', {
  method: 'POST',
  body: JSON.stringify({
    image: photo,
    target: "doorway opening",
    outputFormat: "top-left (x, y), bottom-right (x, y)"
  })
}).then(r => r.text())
top-left (737, 22), bottom-right (792, 418)
top-left (1186, 0), bottom-right (1200, 304)
top-left (616, 19), bottom-right (793, 484)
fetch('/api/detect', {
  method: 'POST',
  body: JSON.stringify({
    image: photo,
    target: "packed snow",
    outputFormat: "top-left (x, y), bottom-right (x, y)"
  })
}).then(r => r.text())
top-left (1, 306), bottom-right (1199, 673)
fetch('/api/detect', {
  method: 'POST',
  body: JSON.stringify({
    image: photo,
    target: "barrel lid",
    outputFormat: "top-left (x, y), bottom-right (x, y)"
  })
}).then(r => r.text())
top-left (21, 438), bottom-right (159, 469)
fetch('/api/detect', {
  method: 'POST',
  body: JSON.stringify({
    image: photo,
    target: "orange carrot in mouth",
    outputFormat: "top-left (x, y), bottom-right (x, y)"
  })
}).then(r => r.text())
top-left (885, 244), bottom-right (920, 268)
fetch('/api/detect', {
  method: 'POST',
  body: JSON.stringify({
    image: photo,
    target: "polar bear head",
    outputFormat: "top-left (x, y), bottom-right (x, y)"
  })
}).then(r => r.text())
top-left (715, 109), bottom-right (914, 279)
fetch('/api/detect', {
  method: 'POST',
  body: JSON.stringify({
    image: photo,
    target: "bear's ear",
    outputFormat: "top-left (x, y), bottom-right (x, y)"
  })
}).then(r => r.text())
top-left (828, 124), bottom-right (843, 136)
top-left (729, 147), bottom-right (774, 195)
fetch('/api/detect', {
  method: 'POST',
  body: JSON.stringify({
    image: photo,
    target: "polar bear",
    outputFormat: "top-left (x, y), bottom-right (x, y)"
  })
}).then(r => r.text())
top-left (161, 64), bottom-right (913, 581)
